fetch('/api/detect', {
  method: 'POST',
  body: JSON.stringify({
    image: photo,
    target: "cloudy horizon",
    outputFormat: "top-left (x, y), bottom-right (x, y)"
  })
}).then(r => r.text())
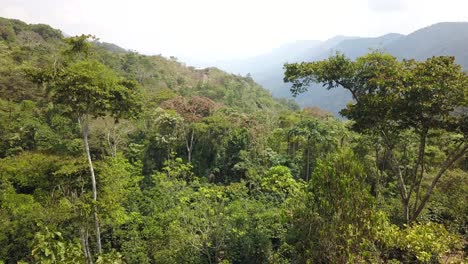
top-left (1, 0), bottom-right (468, 63)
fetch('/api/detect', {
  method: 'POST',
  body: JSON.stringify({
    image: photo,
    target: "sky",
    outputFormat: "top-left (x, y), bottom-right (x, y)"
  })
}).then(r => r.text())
top-left (1, 0), bottom-right (468, 63)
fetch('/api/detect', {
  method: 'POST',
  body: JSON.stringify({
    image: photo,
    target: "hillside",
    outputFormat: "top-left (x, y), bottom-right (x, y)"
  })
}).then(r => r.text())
top-left (0, 17), bottom-right (467, 264)
top-left (0, 17), bottom-right (295, 114)
top-left (214, 22), bottom-right (468, 115)
top-left (386, 22), bottom-right (468, 68)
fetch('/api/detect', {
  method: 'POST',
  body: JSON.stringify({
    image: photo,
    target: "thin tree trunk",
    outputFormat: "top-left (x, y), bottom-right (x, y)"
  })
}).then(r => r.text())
top-left (80, 116), bottom-right (102, 255)
top-left (80, 227), bottom-right (88, 263)
top-left (380, 131), bottom-right (410, 223)
top-left (80, 226), bottom-right (93, 264)
top-left (186, 128), bottom-right (194, 163)
top-left (375, 147), bottom-right (382, 198)
top-left (106, 129), bottom-right (117, 158)
top-left (85, 229), bottom-right (93, 263)
top-left (408, 129), bottom-right (427, 202)
top-left (388, 148), bottom-right (410, 224)
top-left (412, 131), bottom-right (427, 215)
top-left (403, 199), bottom-right (410, 225)
top-left (306, 147), bottom-right (310, 182)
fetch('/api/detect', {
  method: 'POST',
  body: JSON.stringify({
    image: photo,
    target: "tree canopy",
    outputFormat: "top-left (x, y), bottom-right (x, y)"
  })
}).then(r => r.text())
top-left (285, 52), bottom-right (468, 223)
top-left (0, 17), bottom-right (467, 263)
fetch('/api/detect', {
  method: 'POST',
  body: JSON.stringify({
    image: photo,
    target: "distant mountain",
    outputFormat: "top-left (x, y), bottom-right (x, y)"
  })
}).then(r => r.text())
top-left (321, 33), bottom-right (404, 59)
top-left (386, 22), bottom-right (468, 69)
top-left (213, 40), bottom-right (322, 76)
top-left (213, 22), bottom-right (468, 116)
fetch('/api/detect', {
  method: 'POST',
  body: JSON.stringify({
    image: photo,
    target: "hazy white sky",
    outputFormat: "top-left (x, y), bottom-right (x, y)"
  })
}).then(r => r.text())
top-left (1, 0), bottom-right (467, 62)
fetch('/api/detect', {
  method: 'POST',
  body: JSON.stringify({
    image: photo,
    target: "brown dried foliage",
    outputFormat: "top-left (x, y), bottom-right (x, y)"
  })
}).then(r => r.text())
top-left (160, 96), bottom-right (220, 122)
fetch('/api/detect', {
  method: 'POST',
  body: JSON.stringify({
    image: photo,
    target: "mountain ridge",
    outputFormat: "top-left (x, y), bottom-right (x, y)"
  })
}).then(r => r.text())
top-left (212, 21), bottom-right (468, 115)
top-left (2, 16), bottom-right (466, 116)
top-left (0, 16), bottom-right (296, 114)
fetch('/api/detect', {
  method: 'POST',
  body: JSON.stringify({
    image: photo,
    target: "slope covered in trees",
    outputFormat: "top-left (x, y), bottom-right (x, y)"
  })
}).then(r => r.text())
top-left (213, 22), bottom-right (468, 116)
top-left (0, 17), bottom-right (467, 263)
top-left (0, 17), bottom-right (295, 113)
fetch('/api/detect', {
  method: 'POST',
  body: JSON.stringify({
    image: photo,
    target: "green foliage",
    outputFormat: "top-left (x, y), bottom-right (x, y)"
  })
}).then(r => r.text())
top-left (285, 51), bottom-right (468, 225)
top-left (0, 17), bottom-right (466, 263)
top-left (96, 155), bottom-right (142, 226)
top-left (160, 154), bottom-right (195, 181)
top-left (260, 165), bottom-right (302, 200)
top-left (284, 52), bottom-right (467, 135)
top-left (47, 59), bottom-right (141, 120)
top-left (287, 149), bottom-right (377, 263)
top-left (376, 218), bottom-right (463, 263)
top-left (96, 250), bottom-right (124, 264)
top-left (31, 225), bottom-right (83, 264)
top-left (423, 169), bottom-right (468, 236)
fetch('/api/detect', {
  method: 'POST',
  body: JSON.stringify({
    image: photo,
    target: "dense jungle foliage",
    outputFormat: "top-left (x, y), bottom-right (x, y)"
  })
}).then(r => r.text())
top-left (0, 17), bottom-right (467, 263)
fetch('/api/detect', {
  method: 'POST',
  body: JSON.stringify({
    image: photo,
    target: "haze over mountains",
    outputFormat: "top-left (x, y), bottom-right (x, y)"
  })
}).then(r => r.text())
top-left (208, 22), bottom-right (468, 115)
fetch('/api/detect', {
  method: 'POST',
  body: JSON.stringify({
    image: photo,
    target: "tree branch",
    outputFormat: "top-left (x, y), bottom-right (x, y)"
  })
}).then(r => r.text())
top-left (411, 142), bottom-right (468, 221)
top-left (408, 128), bottom-right (428, 202)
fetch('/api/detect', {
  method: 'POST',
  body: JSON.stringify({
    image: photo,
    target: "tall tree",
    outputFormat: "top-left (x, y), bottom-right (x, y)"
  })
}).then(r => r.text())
top-left (284, 52), bottom-right (468, 223)
top-left (31, 35), bottom-right (141, 256)
top-left (160, 96), bottom-right (219, 163)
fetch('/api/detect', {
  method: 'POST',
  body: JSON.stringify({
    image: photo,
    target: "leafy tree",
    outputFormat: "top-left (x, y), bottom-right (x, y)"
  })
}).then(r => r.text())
top-left (160, 96), bottom-right (219, 162)
top-left (286, 149), bottom-right (376, 263)
top-left (32, 35), bottom-right (141, 255)
top-left (0, 152), bottom-right (89, 262)
top-left (260, 165), bottom-right (302, 200)
top-left (287, 119), bottom-right (336, 181)
top-left (31, 225), bottom-right (83, 264)
top-left (284, 52), bottom-right (468, 223)
top-left (375, 217), bottom-right (463, 262)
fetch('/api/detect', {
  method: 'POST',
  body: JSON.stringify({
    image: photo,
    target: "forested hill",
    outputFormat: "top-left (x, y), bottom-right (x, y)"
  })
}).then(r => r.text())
top-left (0, 17), bottom-right (296, 113)
top-left (0, 17), bottom-right (467, 264)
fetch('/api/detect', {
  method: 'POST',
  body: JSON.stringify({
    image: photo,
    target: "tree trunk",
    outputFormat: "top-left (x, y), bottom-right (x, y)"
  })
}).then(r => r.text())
top-left (85, 229), bottom-right (93, 263)
top-left (408, 129), bottom-right (427, 204)
top-left (106, 128), bottom-right (117, 158)
top-left (306, 147), bottom-right (310, 182)
top-left (388, 148), bottom-right (410, 224)
top-left (186, 128), bottom-right (194, 163)
top-left (80, 227), bottom-right (89, 264)
top-left (380, 131), bottom-right (411, 223)
top-left (411, 131), bottom-right (427, 215)
top-left (374, 147), bottom-right (383, 198)
top-left (80, 226), bottom-right (93, 264)
top-left (403, 199), bottom-right (410, 225)
top-left (80, 116), bottom-right (102, 255)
